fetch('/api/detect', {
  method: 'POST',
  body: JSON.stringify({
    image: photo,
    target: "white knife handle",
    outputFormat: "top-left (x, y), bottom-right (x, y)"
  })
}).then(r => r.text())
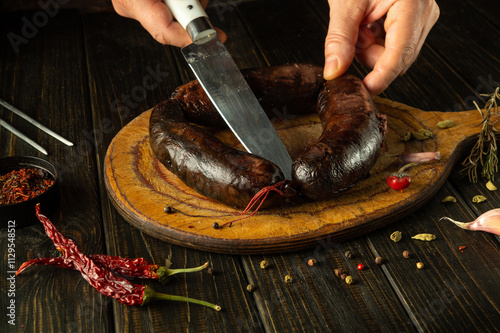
top-left (164, 0), bottom-right (216, 42)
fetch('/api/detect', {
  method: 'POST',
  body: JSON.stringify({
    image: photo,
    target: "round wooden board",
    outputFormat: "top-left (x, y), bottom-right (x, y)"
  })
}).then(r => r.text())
top-left (104, 97), bottom-right (481, 254)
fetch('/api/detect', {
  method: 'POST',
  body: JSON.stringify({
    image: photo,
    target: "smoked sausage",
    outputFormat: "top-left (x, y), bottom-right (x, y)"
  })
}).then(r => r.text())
top-left (149, 64), bottom-right (386, 208)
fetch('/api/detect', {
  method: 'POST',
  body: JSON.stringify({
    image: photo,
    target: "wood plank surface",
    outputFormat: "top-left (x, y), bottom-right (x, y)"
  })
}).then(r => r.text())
top-left (1, 0), bottom-right (499, 332)
top-left (0, 10), bottom-right (111, 332)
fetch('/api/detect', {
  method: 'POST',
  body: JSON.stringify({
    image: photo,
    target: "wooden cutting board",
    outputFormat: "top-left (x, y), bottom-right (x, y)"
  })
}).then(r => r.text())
top-left (104, 97), bottom-right (485, 254)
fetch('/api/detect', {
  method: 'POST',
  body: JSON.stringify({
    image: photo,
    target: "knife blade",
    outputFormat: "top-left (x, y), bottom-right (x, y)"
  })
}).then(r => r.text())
top-left (164, 0), bottom-right (293, 179)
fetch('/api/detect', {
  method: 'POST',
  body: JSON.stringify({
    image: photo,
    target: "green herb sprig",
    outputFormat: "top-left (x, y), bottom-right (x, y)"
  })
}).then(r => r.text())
top-left (461, 87), bottom-right (500, 182)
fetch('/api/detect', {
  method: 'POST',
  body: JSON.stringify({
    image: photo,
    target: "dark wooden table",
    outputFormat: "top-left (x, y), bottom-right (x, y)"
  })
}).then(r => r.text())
top-left (1, 0), bottom-right (500, 331)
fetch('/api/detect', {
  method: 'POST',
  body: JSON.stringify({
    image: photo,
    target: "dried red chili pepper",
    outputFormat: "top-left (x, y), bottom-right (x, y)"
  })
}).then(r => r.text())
top-left (16, 204), bottom-right (221, 310)
top-left (17, 255), bottom-right (208, 284)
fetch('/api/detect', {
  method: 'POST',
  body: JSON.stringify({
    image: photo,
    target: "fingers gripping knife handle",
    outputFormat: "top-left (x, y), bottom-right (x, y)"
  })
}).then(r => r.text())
top-left (164, 0), bottom-right (216, 42)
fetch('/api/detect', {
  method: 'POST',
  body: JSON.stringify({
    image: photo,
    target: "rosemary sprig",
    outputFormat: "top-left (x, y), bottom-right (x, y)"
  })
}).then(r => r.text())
top-left (461, 87), bottom-right (500, 182)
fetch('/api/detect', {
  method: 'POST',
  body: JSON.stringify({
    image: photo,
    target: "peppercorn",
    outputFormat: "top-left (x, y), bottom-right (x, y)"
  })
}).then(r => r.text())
top-left (308, 258), bottom-right (317, 266)
top-left (260, 260), bottom-right (270, 269)
top-left (416, 262), bottom-right (425, 269)
top-left (357, 263), bottom-right (364, 271)
top-left (246, 284), bottom-right (255, 292)
top-left (334, 268), bottom-right (347, 277)
top-left (374, 257), bottom-right (384, 265)
top-left (212, 222), bottom-right (220, 229)
top-left (345, 276), bottom-right (353, 284)
top-left (344, 250), bottom-right (353, 259)
top-left (402, 250), bottom-right (410, 258)
top-left (164, 206), bottom-right (174, 214)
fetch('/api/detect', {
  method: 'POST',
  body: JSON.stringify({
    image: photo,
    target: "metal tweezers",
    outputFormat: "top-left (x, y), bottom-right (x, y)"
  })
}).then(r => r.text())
top-left (0, 98), bottom-right (73, 154)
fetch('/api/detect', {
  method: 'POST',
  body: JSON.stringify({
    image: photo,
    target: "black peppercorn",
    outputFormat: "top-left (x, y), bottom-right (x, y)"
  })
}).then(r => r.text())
top-left (212, 222), bottom-right (220, 229)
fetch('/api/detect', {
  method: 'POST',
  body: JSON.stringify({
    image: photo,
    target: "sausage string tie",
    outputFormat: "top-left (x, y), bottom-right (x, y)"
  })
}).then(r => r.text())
top-left (221, 180), bottom-right (287, 228)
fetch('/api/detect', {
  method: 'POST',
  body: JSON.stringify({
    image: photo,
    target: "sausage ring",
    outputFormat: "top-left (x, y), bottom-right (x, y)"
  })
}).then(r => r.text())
top-left (149, 64), bottom-right (386, 208)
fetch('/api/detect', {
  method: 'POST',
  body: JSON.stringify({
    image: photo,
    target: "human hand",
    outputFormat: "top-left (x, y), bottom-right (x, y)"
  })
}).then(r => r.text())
top-left (111, 0), bottom-right (226, 47)
top-left (324, 0), bottom-right (440, 95)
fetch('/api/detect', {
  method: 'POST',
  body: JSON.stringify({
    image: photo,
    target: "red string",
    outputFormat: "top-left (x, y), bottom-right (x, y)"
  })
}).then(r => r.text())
top-left (221, 180), bottom-right (286, 228)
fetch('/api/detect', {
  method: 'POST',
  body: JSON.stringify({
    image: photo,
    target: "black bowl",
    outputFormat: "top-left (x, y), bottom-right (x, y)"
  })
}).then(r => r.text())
top-left (0, 156), bottom-right (59, 228)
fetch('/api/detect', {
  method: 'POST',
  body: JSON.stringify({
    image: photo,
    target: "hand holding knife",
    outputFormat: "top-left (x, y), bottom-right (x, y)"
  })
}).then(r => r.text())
top-left (163, 0), bottom-right (293, 179)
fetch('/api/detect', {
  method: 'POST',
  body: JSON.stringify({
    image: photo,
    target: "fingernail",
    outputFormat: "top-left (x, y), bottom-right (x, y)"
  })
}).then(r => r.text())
top-left (324, 56), bottom-right (339, 80)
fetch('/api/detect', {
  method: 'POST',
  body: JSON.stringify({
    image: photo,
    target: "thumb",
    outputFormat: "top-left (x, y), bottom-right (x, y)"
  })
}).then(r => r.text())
top-left (324, 0), bottom-right (366, 80)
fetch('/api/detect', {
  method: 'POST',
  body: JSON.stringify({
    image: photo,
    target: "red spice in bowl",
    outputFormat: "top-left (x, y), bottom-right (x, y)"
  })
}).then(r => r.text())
top-left (0, 156), bottom-right (59, 228)
top-left (1, 167), bottom-right (55, 205)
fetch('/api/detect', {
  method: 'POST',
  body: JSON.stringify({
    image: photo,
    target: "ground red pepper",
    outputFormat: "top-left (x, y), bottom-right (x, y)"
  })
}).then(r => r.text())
top-left (16, 204), bottom-right (220, 310)
top-left (0, 168), bottom-right (54, 205)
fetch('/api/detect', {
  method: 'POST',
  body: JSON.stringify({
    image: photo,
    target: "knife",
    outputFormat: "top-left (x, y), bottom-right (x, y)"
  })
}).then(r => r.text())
top-left (164, 0), bottom-right (293, 179)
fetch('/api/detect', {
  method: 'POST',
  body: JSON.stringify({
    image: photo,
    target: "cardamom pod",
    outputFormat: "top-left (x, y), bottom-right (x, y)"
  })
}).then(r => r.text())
top-left (472, 195), bottom-right (487, 203)
top-left (436, 120), bottom-right (456, 129)
top-left (401, 131), bottom-right (412, 142)
top-left (486, 181), bottom-right (497, 191)
top-left (412, 233), bottom-right (436, 241)
top-left (390, 231), bottom-right (402, 242)
top-left (411, 129), bottom-right (433, 140)
top-left (441, 196), bottom-right (457, 203)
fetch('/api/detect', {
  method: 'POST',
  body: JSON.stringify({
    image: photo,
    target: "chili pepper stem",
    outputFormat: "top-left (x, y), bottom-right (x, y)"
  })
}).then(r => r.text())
top-left (158, 262), bottom-right (209, 284)
top-left (142, 285), bottom-right (221, 311)
top-left (166, 262), bottom-right (209, 276)
top-left (397, 163), bottom-right (419, 174)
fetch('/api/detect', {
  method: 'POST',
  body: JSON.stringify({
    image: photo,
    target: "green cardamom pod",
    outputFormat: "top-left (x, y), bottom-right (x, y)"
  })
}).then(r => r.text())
top-left (486, 181), bottom-right (497, 191)
top-left (411, 129), bottom-right (433, 140)
top-left (436, 120), bottom-right (456, 129)
top-left (472, 195), bottom-right (487, 203)
top-left (441, 196), bottom-right (457, 203)
top-left (401, 132), bottom-right (412, 142)
top-left (390, 231), bottom-right (402, 242)
top-left (412, 233), bottom-right (436, 241)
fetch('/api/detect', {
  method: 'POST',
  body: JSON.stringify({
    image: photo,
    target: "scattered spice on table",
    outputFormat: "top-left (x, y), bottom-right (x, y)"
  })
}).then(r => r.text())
top-left (16, 204), bottom-right (221, 310)
top-left (284, 275), bottom-right (293, 284)
top-left (0, 168), bottom-right (54, 205)
top-left (357, 263), bottom-right (364, 271)
top-left (486, 180), bottom-right (497, 191)
top-left (344, 250), bottom-right (353, 259)
top-left (246, 284), bottom-right (256, 292)
top-left (390, 231), bottom-right (402, 242)
top-left (416, 262), bottom-right (425, 269)
top-left (345, 276), bottom-right (354, 285)
top-left (307, 258), bottom-right (317, 267)
top-left (412, 233), bottom-right (436, 241)
top-left (472, 195), bottom-right (487, 203)
top-left (458, 246), bottom-right (466, 253)
top-left (260, 260), bottom-right (270, 269)
top-left (441, 196), bottom-right (457, 203)
top-left (374, 257), bottom-right (384, 265)
top-left (402, 250), bottom-right (411, 259)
